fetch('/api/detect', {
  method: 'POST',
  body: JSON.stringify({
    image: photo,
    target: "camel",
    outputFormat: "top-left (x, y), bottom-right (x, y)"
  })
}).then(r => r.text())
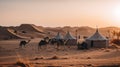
top-left (19, 40), bottom-right (31, 48)
top-left (49, 39), bottom-right (69, 50)
top-left (77, 41), bottom-right (88, 50)
top-left (38, 39), bottom-right (49, 50)
top-left (38, 37), bottom-right (69, 50)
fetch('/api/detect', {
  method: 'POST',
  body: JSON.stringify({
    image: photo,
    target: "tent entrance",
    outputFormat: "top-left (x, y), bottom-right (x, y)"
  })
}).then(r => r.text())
top-left (91, 41), bottom-right (94, 47)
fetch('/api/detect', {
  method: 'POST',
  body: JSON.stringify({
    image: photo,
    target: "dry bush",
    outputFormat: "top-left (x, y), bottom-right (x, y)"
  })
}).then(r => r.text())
top-left (96, 64), bottom-right (120, 67)
top-left (34, 57), bottom-right (39, 60)
top-left (86, 57), bottom-right (91, 59)
top-left (111, 39), bottom-right (120, 46)
top-left (49, 55), bottom-right (59, 59)
top-left (104, 49), bottom-right (110, 52)
top-left (108, 44), bottom-right (118, 49)
top-left (46, 65), bottom-right (62, 67)
top-left (86, 64), bottom-right (93, 66)
top-left (15, 61), bottom-right (30, 67)
top-left (34, 56), bottom-right (44, 60)
top-left (15, 54), bottom-right (33, 67)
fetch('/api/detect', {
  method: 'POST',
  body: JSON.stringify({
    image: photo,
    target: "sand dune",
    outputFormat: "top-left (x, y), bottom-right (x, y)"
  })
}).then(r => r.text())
top-left (7, 28), bottom-right (30, 39)
top-left (0, 24), bottom-right (120, 40)
top-left (18, 24), bottom-right (43, 33)
top-left (0, 27), bottom-right (29, 40)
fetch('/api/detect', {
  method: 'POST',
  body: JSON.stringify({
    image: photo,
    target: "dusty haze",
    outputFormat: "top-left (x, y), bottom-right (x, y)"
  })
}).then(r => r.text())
top-left (1, 0), bottom-right (120, 27)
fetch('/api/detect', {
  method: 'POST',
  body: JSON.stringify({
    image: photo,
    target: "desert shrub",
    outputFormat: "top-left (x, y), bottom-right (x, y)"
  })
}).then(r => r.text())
top-left (104, 49), bottom-right (110, 52)
top-left (15, 61), bottom-right (28, 67)
top-left (87, 57), bottom-right (91, 59)
top-left (34, 56), bottom-right (44, 60)
top-left (97, 64), bottom-right (120, 67)
top-left (108, 45), bottom-right (118, 49)
top-left (49, 55), bottom-right (59, 59)
top-left (111, 39), bottom-right (120, 46)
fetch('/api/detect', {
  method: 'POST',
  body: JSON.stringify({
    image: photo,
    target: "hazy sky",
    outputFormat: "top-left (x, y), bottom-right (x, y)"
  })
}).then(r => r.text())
top-left (1, 0), bottom-right (120, 27)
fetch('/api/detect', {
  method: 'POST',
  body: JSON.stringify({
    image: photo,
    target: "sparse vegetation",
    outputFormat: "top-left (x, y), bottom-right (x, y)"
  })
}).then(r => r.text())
top-left (111, 39), bottom-right (120, 46)
top-left (15, 61), bottom-right (31, 67)
top-left (108, 44), bottom-right (118, 49)
top-left (111, 30), bottom-right (120, 39)
top-left (87, 57), bottom-right (91, 59)
top-left (50, 55), bottom-right (59, 59)
top-left (96, 64), bottom-right (120, 67)
top-left (34, 56), bottom-right (44, 60)
top-left (104, 49), bottom-right (110, 52)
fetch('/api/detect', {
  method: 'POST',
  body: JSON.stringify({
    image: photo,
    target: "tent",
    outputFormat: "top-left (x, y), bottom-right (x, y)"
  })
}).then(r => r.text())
top-left (86, 29), bottom-right (109, 48)
top-left (64, 31), bottom-right (77, 45)
top-left (54, 32), bottom-right (63, 40)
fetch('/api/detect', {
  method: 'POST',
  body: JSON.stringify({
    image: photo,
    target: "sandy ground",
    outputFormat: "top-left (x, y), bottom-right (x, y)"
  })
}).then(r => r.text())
top-left (0, 38), bottom-right (120, 67)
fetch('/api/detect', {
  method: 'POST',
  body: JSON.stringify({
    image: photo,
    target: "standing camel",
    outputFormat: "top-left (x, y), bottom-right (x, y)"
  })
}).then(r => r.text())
top-left (38, 39), bottom-right (49, 50)
top-left (49, 39), bottom-right (69, 50)
top-left (19, 40), bottom-right (31, 48)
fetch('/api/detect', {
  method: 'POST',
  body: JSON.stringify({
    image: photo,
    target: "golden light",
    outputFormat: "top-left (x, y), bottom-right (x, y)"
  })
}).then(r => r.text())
top-left (114, 7), bottom-right (120, 17)
top-left (113, 5), bottom-right (120, 23)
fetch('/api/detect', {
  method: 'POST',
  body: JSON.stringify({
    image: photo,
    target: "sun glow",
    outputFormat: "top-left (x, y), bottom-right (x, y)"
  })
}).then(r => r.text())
top-left (115, 7), bottom-right (120, 17)
top-left (113, 5), bottom-right (120, 21)
top-left (111, 5), bottom-right (120, 26)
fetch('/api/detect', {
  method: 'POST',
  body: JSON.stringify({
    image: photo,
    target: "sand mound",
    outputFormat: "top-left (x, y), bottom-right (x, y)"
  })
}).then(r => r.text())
top-left (14, 24), bottom-right (45, 38)
top-left (0, 27), bottom-right (29, 40)
top-left (18, 24), bottom-right (43, 33)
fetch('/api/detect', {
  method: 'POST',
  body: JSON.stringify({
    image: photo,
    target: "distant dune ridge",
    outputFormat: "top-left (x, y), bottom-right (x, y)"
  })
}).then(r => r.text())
top-left (0, 24), bottom-right (120, 40)
top-left (17, 24), bottom-right (43, 33)
top-left (0, 27), bottom-right (29, 40)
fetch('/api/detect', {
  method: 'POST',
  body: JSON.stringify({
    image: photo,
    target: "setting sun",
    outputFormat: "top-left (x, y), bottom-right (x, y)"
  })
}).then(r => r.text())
top-left (113, 5), bottom-right (120, 21)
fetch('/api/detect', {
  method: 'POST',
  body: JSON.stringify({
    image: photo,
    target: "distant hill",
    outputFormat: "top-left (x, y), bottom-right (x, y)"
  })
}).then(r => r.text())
top-left (0, 24), bottom-right (120, 40)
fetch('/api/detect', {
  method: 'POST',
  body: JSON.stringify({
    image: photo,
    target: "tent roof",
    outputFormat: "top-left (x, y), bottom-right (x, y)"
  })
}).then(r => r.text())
top-left (86, 29), bottom-right (107, 40)
top-left (54, 32), bottom-right (63, 39)
top-left (64, 31), bottom-right (76, 40)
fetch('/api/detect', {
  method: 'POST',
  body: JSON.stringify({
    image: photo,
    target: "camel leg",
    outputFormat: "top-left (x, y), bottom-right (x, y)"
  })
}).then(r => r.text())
top-left (45, 44), bottom-right (47, 49)
top-left (24, 44), bottom-right (26, 48)
top-left (19, 44), bottom-right (21, 48)
top-left (38, 45), bottom-right (42, 51)
top-left (56, 44), bottom-right (60, 50)
top-left (63, 44), bottom-right (65, 50)
top-left (38, 46), bottom-right (40, 51)
top-left (68, 45), bottom-right (71, 49)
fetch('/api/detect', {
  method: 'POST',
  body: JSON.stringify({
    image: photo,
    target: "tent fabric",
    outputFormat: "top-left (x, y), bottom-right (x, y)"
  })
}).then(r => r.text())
top-left (86, 29), bottom-right (107, 41)
top-left (85, 29), bottom-right (109, 48)
top-left (64, 31), bottom-right (76, 40)
top-left (54, 32), bottom-right (63, 39)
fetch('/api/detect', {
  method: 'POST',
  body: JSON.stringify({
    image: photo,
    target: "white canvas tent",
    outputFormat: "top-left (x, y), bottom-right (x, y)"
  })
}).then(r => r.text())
top-left (64, 31), bottom-right (76, 40)
top-left (64, 31), bottom-right (77, 45)
top-left (54, 32), bottom-right (63, 40)
top-left (86, 29), bottom-right (109, 48)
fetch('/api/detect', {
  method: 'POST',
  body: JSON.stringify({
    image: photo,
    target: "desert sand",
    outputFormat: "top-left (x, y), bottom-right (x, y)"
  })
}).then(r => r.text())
top-left (0, 38), bottom-right (120, 67)
top-left (0, 24), bottom-right (120, 67)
